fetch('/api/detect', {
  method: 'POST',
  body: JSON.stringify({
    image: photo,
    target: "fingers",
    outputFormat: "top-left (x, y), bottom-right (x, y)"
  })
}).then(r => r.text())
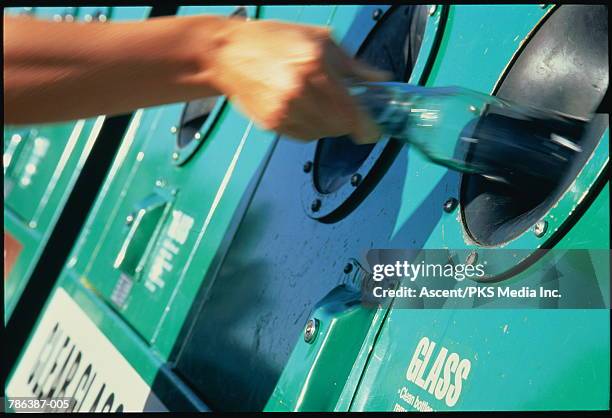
top-left (261, 48), bottom-right (385, 142)
top-left (278, 76), bottom-right (355, 141)
top-left (312, 71), bottom-right (381, 143)
top-left (315, 41), bottom-right (389, 142)
top-left (260, 73), bottom-right (381, 143)
top-left (316, 48), bottom-right (382, 142)
top-left (279, 92), bottom-right (339, 141)
top-left (219, 20), bottom-right (388, 142)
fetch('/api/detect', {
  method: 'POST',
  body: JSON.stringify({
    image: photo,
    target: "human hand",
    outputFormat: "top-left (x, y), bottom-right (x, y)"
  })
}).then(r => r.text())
top-left (208, 19), bottom-right (390, 142)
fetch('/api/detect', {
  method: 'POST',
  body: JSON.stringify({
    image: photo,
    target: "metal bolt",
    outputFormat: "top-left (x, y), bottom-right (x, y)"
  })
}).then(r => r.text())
top-left (84, 14), bottom-right (93, 22)
top-left (468, 105), bottom-right (478, 113)
top-left (311, 199), bottom-right (322, 212)
top-left (170, 126), bottom-right (178, 134)
top-left (194, 132), bottom-right (202, 140)
top-left (172, 152), bottom-right (179, 161)
top-left (303, 161), bottom-right (313, 173)
top-left (63, 14), bottom-right (75, 22)
top-left (443, 197), bottom-right (458, 213)
top-left (372, 8), bottom-right (383, 21)
top-left (533, 220), bottom-right (548, 237)
top-left (428, 5), bottom-right (437, 16)
top-left (350, 173), bottom-right (362, 187)
top-left (344, 263), bottom-right (354, 274)
top-left (155, 179), bottom-right (166, 188)
top-left (125, 213), bottom-right (135, 226)
top-left (466, 251), bottom-right (478, 266)
top-left (304, 318), bottom-right (319, 343)
top-left (28, 221), bottom-right (37, 229)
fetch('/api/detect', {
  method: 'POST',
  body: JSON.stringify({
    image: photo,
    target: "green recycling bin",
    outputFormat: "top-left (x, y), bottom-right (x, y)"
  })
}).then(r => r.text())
top-left (5, 5), bottom-right (352, 412)
top-left (265, 4), bottom-right (610, 411)
top-left (6, 4), bottom-right (609, 412)
top-left (3, 6), bottom-right (152, 322)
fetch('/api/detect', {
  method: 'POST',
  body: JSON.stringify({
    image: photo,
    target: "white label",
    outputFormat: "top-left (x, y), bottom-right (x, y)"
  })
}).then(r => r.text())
top-left (7, 288), bottom-right (167, 412)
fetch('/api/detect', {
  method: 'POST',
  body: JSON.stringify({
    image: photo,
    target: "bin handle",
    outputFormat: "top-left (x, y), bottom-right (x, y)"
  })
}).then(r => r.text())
top-left (113, 192), bottom-right (172, 278)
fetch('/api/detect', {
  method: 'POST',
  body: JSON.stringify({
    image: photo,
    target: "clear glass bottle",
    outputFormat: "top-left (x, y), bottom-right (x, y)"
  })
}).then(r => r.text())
top-left (350, 82), bottom-right (587, 187)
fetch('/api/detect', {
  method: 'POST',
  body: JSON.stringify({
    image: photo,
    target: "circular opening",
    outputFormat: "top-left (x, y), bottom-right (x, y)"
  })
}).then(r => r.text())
top-left (461, 5), bottom-right (608, 246)
top-left (314, 5), bottom-right (428, 194)
top-left (176, 97), bottom-right (220, 149)
top-left (175, 7), bottom-right (248, 151)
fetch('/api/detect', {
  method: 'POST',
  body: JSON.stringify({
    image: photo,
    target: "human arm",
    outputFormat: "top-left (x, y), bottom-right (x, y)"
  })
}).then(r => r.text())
top-left (3, 14), bottom-right (388, 141)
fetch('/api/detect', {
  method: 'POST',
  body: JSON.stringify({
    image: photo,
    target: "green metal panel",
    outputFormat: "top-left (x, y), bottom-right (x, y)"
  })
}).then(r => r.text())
top-left (349, 185), bottom-right (610, 412)
top-left (5, 120), bottom-right (100, 226)
top-left (4, 118), bottom-right (102, 319)
top-left (68, 4), bottom-right (264, 347)
top-left (3, 7), bottom-right (152, 321)
top-left (7, 5), bottom-right (349, 411)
